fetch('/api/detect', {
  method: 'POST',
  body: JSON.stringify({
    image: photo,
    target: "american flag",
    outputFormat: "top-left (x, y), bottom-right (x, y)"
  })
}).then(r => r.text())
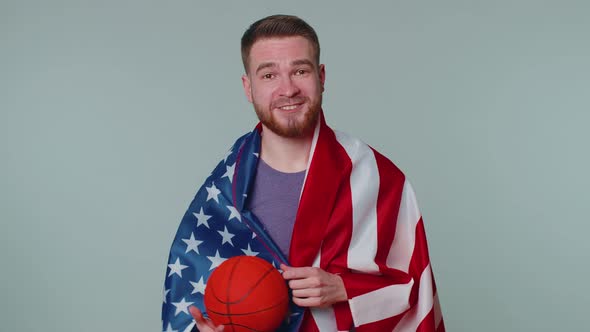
top-left (161, 129), bottom-right (304, 332)
top-left (163, 112), bottom-right (445, 331)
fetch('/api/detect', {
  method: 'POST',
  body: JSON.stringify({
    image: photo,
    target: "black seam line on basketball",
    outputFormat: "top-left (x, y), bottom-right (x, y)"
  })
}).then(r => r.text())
top-left (208, 283), bottom-right (236, 332)
top-left (205, 297), bottom-right (288, 316)
top-left (210, 280), bottom-right (225, 303)
top-left (207, 262), bottom-right (235, 312)
top-left (223, 265), bottom-right (277, 305)
top-left (227, 259), bottom-right (242, 332)
top-left (209, 261), bottom-right (276, 304)
top-left (209, 259), bottom-right (276, 304)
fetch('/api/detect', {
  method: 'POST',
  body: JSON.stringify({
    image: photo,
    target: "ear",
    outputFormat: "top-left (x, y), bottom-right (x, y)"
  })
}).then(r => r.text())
top-left (319, 64), bottom-right (326, 92)
top-left (241, 74), bottom-right (253, 103)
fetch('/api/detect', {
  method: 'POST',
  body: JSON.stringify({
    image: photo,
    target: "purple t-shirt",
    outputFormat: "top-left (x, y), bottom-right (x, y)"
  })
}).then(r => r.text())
top-left (246, 159), bottom-right (305, 257)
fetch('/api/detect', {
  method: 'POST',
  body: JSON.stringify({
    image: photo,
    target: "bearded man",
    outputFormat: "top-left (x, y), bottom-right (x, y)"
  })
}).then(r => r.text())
top-left (162, 15), bottom-right (445, 332)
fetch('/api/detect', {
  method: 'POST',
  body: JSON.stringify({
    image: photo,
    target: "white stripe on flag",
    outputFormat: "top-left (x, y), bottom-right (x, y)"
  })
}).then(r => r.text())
top-left (386, 180), bottom-right (420, 273)
top-left (300, 116), bottom-right (322, 200)
top-left (310, 306), bottom-right (338, 332)
top-left (310, 242), bottom-right (339, 331)
top-left (392, 264), bottom-right (434, 332)
top-left (349, 278), bottom-right (414, 326)
top-left (334, 130), bottom-right (380, 273)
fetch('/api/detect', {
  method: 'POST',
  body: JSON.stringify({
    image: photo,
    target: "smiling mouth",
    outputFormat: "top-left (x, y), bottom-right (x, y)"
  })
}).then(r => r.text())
top-left (278, 104), bottom-right (300, 110)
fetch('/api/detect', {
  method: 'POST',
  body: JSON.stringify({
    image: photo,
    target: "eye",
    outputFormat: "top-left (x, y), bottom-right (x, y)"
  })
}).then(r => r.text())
top-left (294, 69), bottom-right (307, 76)
top-left (262, 73), bottom-right (275, 80)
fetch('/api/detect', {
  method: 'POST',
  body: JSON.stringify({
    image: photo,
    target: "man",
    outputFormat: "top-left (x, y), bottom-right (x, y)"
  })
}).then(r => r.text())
top-left (162, 15), bottom-right (445, 332)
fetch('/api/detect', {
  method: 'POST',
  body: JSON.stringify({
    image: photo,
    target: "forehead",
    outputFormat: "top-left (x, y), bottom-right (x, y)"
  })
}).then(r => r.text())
top-left (247, 36), bottom-right (315, 69)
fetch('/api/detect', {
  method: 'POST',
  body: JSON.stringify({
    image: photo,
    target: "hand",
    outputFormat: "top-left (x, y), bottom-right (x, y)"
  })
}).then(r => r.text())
top-left (189, 306), bottom-right (224, 332)
top-left (280, 264), bottom-right (348, 308)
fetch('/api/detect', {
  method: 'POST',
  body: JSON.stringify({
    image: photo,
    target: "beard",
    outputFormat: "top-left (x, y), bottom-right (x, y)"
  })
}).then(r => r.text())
top-left (253, 95), bottom-right (322, 138)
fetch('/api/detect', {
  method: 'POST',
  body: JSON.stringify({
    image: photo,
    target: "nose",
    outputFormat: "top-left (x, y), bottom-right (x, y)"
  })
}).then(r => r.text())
top-left (278, 76), bottom-right (300, 97)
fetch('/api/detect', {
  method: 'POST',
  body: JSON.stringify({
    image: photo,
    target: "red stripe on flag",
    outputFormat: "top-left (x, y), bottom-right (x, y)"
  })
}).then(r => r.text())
top-left (333, 301), bottom-right (354, 331)
top-left (290, 119), bottom-right (352, 267)
top-left (319, 155), bottom-right (353, 272)
top-left (410, 218), bottom-right (431, 275)
top-left (372, 148), bottom-right (406, 270)
top-left (416, 309), bottom-right (436, 332)
top-left (318, 142), bottom-right (355, 331)
top-left (409, 218), bottom-right (431, 306)
top-left (355, 313), bottom-right (405, 332)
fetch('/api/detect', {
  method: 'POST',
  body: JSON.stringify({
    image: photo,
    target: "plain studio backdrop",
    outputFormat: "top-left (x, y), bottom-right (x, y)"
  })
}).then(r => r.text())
top-left (1, 0), bottom-right (589, 331)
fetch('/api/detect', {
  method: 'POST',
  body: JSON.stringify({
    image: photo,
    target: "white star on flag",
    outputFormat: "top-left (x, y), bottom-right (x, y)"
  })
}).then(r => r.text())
top-left (205, 184), bottom-right (221, 203)
top-left (241, 243), bottom-right (259, 256)
top-left (253, 152), bottom-right (259, 158)
top-left (193, 208), bottom-right (212, 228)
top-left (171, 297), bottom-right (193, 316)
top-left (168, 258), bottom-right (189, 278)
top-left (217, 226), bottom-right (235, 246)
top-left (182, 233), bottom-right (203, 254)
top-left (190, 277), bottom-right (206, 295)
top-left (226, 205), bottom-right (241, 222)
top-left (163, 288), bottom-right (170, 303)
top-left (163, 322), bottom-right (178, 332)
top-left (207, 250), bottom-right (227, 270)
top-left (222, 163), bottom-right (235, 183)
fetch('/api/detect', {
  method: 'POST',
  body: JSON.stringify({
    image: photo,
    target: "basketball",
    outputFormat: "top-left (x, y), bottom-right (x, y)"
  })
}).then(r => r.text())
top-left (204, 256), bottom-right (289, 331)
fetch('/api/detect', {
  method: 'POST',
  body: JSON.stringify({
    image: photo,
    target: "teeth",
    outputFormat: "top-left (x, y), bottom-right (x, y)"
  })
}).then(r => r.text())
top-left (279, 105), bottom-right (298, 110)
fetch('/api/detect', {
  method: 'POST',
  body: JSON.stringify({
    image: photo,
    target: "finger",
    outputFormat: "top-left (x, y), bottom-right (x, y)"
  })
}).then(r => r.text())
top-left (190, 306), bottom-right (225, 331)
top-left (288, 277), bottom-right (321, 290)
top-left (292, 288), bottom-right (322, 298)
top-left (189, 306), bottom-right (204, 323)
top-left (282, 266), bottom-right (316, 280)
top-left (280, 264), bottom-right (295, 279)
top-left (292, 296), bottom-right (321, 307)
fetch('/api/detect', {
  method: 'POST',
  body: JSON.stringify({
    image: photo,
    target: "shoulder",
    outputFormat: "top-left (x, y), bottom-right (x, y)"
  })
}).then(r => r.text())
top-left (208, 129), bottom-right (259, 179)
top-left (332, 129), bottom-right (405, 181)
top-left (233, 129), bottom-right (259, 150)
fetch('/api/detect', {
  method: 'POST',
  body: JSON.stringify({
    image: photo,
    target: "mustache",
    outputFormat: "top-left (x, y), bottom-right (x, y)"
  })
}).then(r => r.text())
top-left (271, 97), bottom-right (307, 109)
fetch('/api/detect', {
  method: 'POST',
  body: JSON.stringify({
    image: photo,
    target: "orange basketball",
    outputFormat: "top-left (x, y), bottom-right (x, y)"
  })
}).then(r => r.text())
top-left (204, 256), bottom-right (289, 332)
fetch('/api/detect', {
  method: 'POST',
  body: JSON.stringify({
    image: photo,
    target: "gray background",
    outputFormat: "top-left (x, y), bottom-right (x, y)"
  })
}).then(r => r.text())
top-left (1, 0), bottom-right (589, 331)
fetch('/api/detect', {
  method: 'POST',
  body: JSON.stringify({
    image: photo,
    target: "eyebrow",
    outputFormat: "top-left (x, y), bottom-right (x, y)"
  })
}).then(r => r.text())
top-left (255, 59), bottom-right (315, 75)
top-left (255, 62), bottom-right (277, 75)
top-left (291, 59), bottom-right (315, 68)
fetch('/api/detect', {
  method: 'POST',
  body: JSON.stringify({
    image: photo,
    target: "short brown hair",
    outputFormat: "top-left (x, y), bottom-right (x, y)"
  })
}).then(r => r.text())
top-left (241, 15), bottom-right (320, 72)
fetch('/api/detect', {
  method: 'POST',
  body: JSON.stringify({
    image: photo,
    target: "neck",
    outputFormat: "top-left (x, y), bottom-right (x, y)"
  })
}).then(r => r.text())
top-left (259, 125), bottom-right (314, 173)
